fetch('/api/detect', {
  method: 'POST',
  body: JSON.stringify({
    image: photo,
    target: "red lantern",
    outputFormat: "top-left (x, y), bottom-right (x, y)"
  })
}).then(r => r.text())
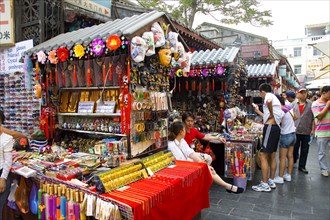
top-left (106, 35), bottom-right (121, 51)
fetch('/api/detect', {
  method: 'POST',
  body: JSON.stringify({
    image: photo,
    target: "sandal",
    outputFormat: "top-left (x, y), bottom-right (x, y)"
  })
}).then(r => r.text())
top-left (226, 184), bottom-right (244, 194)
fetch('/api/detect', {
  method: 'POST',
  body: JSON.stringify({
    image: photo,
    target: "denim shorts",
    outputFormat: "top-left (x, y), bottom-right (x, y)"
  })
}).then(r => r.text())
top-left (279, 132), bottom-right (296, 148)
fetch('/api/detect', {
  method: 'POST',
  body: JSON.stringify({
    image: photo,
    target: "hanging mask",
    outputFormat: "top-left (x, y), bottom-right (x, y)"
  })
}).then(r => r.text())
top-left (180, 53), bottom-right (192, 73)
top-left (173, 42), bottom-right (185, 61)
top-left (151, 22), bottom-right (165, 48)
top-left (130, 36), bottom-right (147, 63)
top-left (34, 84), bottom-right (42, 99)
top-left (168, 32), bottom-right (179, 53)
top-left (159, 49), bottom-right (172, 67)
top-left (142, 31), bottom-right (155, 56)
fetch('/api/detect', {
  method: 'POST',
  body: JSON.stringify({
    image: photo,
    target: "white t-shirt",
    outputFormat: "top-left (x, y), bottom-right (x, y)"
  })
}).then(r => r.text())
top-left (0, 132), bottom-right (14, 177)
top-left (168, 139), bottom-right (194, 162)
top-left (263, 93), bottom-right (284, 126)
top-left (281, 110), bottom-right (296, 134)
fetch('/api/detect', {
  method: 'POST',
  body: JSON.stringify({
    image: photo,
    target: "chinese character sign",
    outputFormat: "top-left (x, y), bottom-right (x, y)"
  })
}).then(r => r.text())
top-left (0, 0), bottom-right (14, 46)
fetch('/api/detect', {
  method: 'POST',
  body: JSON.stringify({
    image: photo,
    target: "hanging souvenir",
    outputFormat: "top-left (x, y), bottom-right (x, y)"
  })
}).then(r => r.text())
top-left (91, 38), bottom-right (105, 56)
top-left (130, 36), bottom-right (147, 63)
top-left (37, 51), bottom-right (46, 64)
top-left (215, 65), bottom-right (224, 76)
top-left (168, 32), bottom-right (179, 53)
top-left (34, 84), bottom-right (42, 98)
top-left (179, 53), bottom-right (192, 73)
top-left (73, 44), bottom-right (85, 59)
top-left (151, 22), bottom-right (165, 47)
top-left (158, 48), bottom-right (172, 67)
top-left (56, 48), bottom-right (69, 62)
top-left (173, 42), bottom-right (185, 61)
top-left (142, 31), bottom-right (155, 56)
top-left (106, 35), bottom-right (121, 51)
top-left (48, 50), bottom-right (58, 64)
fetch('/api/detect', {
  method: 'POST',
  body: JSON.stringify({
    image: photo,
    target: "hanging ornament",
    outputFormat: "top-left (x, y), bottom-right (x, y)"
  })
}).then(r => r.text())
top-left (56, 48), bottom-right (69, 62)
top-left (37, 51), bottom-right (46, 64)
top-left (106, 35), bottom-right (121, 51)
top-left (48, 50), bottom-right (58, 64)
top-left (91, 38), bottom-right (105, 56)
top-left (73, 44), bottom-right (85, 59)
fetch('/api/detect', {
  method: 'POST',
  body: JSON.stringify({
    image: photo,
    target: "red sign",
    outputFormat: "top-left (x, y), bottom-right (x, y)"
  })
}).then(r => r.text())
top-left (241, 44), bottom-right (269, 59)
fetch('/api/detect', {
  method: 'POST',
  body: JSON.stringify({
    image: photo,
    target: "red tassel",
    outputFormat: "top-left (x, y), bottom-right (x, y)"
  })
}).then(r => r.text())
top-left (185, 80), bottom-right (188, 91)
top-left (127, 57), bottom-right (131, 82)
top-left (199, 81), bottom-right (202, 92)
top-left (73, 63), bottom-right (77, 87)
top-left (212, 78), bottom-right (215, 91)
top-left (55, 66), bottom-right (58, 85)
top-left (206, 80), bottom-right (209, 93)
top-left (87, 57), bottom-right (91, 86)
top-left (178, 79), bottom-right (181, 93)
top-left (102, 63), bottom-right (106, 84)
top-left (109, 63), bottom-right (113, 81)
top-left (49, 69), bottom-right (53, 84)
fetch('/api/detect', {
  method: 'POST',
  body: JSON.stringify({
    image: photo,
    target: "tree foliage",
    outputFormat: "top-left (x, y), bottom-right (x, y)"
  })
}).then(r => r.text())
top-left (136, 0), bottom-right (273, 29)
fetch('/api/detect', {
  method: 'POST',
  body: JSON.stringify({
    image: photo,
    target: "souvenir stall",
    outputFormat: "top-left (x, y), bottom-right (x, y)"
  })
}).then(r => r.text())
top-left (6, 11), bottom-right (213, 220)
top-left (170, 47), bottom-right (247, 132)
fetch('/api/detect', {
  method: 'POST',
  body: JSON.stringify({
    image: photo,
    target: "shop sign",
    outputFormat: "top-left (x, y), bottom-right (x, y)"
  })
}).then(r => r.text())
top-left (307, 58), bottom-right (322, 70)
top-left (0, 0), bottom-right (15, 46)
top-left (64, 0), bottom-right (111, 17)
top-left (241, 44), bottom-right (269, 59)
top-left (0, 39), bottom-right (33, 74)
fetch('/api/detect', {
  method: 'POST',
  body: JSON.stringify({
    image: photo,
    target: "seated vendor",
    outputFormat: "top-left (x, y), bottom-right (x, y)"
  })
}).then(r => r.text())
top-left (182, 112), bottom-right (226, 148)
top-left (168, 121), bottom-right (243, 194)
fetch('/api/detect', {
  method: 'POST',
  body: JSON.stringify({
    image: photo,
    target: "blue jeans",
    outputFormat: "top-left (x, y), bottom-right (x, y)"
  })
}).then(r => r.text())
top-left (294, 134), bottom-right (310, 169)
top-left (316, 137), bottom-right (330, 172)
top-left (0, 171), bottom-right (11, 220)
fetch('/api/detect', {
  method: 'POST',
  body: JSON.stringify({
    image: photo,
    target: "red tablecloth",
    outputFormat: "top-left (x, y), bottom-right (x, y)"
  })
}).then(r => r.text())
top-left (102, 160), bottom-right (213, 220)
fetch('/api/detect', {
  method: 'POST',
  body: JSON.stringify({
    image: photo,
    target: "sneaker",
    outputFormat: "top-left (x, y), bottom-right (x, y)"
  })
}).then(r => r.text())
top-left (299, 168), bottom-right (309, 174)
top-left (283, 173), bottom-right (292, 182)
top-left (252, 181), bottom-right (271, 192)
top-left (321, 170), bottom-right (329, 177)
top-left (268, 178), bottom-right (276, 189)
top-left (273, 176), bottom-right (284, 184)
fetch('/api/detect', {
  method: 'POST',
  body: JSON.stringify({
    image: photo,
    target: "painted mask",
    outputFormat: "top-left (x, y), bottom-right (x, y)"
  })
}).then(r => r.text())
top-left (159, 49), bottom-right (172, 67)
top-left (131, 36), bottom-right (147, 63)
top-left (142, 31), bottom-right (155, 56)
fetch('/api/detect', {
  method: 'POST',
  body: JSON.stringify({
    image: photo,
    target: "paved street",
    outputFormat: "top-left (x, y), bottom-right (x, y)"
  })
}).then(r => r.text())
top-left (202, 141), bottom-right (330, 220)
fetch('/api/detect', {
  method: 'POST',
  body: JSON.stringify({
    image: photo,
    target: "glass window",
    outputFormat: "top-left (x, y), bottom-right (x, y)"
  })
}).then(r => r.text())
top-left (313, 48), bottom-right (323, 56)
top-left (294, 65), bottom-right (302, 74)
top-left (277, 49), bottom-right (283, 55)
top-left (294, 47), bottom-right (302, 57)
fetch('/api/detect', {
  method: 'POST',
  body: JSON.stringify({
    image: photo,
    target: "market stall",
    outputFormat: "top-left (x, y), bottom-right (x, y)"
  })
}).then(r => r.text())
top-left (4, 10), bottom-right (213, 220)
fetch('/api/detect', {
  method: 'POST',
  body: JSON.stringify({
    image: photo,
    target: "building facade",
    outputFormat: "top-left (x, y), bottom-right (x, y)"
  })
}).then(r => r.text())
top-left (272, 22), bottom-right (330, 85)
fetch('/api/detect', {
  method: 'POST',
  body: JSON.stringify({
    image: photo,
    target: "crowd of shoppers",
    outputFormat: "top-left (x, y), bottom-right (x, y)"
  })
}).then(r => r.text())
top-left (252, 84), bottom-right (330, 192)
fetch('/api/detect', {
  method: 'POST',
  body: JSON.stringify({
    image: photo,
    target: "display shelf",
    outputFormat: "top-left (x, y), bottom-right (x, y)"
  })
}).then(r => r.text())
top-left (57, 128), bottom-right (126, 137)
top-left (58, 113), bottom-right (121, 117)
top-left (59, 86), bottom-right (120, 90)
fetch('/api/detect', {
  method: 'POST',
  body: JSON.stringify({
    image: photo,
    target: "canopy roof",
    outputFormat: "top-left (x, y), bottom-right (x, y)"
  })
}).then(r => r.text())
top-left (23, 10), bottom-right (189, 57)
top-left (245, 63), bottom-right (276, 77)
top-left (172, 47), bottom-right (239, 68)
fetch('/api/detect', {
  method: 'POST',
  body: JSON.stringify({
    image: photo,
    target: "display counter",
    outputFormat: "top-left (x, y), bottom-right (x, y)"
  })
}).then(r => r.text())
top-left (102, 160), bottom-right (212, 220)
top-left (5, 160), bottom-right (212, 220)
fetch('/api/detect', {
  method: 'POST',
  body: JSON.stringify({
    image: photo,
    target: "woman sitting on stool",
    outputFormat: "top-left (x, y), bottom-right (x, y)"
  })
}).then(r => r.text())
top-left (168, 121), bottom-right (243, 194)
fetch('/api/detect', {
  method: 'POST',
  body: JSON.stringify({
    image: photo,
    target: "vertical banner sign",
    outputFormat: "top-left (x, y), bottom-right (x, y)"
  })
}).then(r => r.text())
top-left (0, 0), bottom-right (15, 46)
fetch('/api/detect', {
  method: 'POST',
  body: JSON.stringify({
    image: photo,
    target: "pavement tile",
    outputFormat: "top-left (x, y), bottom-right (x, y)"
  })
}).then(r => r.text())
top-left (204, 212), bottom-right (248, 220)
top-left (203, 142), bottom-right (329, 220)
